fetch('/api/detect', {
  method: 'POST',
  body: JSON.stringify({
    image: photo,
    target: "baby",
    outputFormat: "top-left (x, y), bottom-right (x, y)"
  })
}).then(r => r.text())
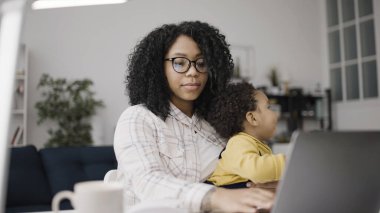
top-left (207, 82), bottom-right (285, 188)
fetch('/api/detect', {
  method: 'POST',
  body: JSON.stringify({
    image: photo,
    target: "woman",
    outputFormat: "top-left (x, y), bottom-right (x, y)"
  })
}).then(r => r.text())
top-left (114, 21), bottom-right (274, 212)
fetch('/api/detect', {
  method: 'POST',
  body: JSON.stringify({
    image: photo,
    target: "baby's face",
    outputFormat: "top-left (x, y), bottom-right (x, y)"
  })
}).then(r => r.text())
top-left (253, 91), bottom-right (278, 140)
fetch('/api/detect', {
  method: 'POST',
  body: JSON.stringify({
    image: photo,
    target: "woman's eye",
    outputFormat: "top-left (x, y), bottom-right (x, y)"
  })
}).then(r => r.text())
top-left (174, 63), bottom-right (183, 69)
top-left (174, 58), bottom-right (186, 66)
top-left (174, 61), bottom-right (185, 66)
top-left (196, 60), bottom-right (206, 68)
top-left (173, 62), bottom-right (185, 71)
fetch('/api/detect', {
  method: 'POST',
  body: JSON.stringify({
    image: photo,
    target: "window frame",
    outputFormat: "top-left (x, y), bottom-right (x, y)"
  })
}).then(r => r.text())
top-left (326, 0), bottom-right (378, 102)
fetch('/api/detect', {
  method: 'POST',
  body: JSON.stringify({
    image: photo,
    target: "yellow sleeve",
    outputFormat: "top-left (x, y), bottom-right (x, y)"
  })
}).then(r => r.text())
top-left (220, 137), bottom-right (285, 183)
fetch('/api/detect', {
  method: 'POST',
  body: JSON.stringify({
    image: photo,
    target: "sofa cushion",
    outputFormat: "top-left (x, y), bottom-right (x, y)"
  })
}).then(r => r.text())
top-left (5, 204), bottom-right (51, 213)
top-left (6, 145), bottom-right (52, 207)
top-left (40, 146), bottom-right (117, 195)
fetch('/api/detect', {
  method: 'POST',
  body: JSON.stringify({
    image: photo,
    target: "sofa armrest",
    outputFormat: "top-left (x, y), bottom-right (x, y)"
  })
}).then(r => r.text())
top-left (6, 145), bottom-right (52, 208)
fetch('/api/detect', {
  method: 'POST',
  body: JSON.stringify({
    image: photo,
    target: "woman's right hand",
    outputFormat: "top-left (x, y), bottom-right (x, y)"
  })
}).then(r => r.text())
top-left (210, 187), bottom-right (274, 213)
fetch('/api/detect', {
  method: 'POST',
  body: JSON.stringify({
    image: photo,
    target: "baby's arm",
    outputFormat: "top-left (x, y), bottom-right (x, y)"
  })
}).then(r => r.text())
top-left (220, 138), bottom-right (285, 184)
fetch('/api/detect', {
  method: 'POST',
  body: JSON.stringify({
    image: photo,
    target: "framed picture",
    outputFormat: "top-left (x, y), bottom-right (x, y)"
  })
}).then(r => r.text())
top-left (230, 45), bottom-right (255, 80)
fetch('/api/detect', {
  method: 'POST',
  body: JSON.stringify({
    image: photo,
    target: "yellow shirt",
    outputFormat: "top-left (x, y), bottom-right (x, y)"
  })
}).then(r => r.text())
top-left (208, 132), bottom-right (285, 185)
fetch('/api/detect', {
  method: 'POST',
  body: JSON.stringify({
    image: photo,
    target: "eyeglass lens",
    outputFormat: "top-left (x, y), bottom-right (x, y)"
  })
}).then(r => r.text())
top-left (172, 57), bottom-right (207, 73)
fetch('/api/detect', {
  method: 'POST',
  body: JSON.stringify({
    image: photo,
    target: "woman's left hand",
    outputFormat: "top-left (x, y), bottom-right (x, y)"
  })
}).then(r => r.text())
top-left (246, 181), bottom-right (279, 192)
top-left (210, 187), bottom-right (275, 213)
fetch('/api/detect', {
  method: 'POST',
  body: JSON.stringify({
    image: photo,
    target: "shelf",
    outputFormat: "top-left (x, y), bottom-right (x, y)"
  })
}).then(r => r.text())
top-left (15, 74), bottom-right (25, 80)
top-left (268, 95), bottom-right (323, 113)
top-left (9, 43), bottom-right (28, 147)
top-left (267, 91), bottom-right (331, 133)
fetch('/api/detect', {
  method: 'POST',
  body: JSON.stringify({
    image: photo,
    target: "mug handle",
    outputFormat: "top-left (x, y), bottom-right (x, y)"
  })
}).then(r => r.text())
top-left (52, 190), bottom-right (74, 213)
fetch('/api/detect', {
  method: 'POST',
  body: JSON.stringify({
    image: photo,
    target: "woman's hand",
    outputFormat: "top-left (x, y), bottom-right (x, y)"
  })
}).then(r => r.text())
top-left (210, 187), bottom-right (274, 213)
top-left (247, 181), bottom-right (279, 192)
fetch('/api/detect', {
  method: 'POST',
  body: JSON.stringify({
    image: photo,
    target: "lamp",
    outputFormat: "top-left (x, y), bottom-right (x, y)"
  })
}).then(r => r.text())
top-left (0, 0), bottom-right (127, 211)
top-left (32, 0), bottom-right (127, 10)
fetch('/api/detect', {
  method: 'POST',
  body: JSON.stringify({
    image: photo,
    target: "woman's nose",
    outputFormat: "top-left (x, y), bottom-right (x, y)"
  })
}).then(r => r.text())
top-left (185, 63), bottom-right (199, 77)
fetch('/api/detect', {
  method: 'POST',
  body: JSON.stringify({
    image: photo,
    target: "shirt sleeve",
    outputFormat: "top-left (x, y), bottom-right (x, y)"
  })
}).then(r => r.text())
top-left (114, 106), bottom-right (214, 212)
top-left (220, 137), bottom-right (285, 183)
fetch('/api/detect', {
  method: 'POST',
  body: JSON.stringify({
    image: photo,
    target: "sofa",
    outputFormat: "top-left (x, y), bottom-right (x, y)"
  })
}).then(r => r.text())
top-left (5, 145), bottom-right (117, 213)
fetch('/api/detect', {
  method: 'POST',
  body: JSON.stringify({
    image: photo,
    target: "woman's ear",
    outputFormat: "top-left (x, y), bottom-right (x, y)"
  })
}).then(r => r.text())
top-left (246, 111), bottom-right (259, 127)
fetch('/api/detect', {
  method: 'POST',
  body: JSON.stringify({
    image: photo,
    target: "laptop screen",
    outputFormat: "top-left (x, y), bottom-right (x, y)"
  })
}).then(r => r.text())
top-left (272, 131), bottom-right (380, 213)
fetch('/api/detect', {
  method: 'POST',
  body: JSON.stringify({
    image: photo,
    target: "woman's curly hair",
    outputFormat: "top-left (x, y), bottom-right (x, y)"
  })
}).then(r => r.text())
top-left (126, 21), bottom-right (234, 120)
top-left (207, 82), bottom-right (258, 139)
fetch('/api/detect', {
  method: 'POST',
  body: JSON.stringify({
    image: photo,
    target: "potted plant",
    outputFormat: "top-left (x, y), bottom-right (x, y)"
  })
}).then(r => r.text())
top-left (268, 67), bottom-right (281, 94)
top-left (268, 67), bottom-right (279, 87)
top-left (35, 74), bottom-right (104, 147)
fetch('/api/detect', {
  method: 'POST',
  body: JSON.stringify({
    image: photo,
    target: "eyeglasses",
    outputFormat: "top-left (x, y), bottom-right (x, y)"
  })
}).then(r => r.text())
top-left (164, 57), bottom-right (207, 73)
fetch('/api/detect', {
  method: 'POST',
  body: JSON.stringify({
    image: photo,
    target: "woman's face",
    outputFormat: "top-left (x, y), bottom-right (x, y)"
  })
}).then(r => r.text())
top-left (164, 35), bottom-right (208, 109)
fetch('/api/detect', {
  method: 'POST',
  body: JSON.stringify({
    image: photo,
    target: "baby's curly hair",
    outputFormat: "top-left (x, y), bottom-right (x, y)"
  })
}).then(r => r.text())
top-left (207, 82), bottom-right (258, 139)
top-left (126, 21), bottom-right (234, 120)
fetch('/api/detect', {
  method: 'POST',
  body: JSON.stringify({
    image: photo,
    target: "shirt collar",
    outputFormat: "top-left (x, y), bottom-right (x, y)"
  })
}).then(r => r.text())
top-left (169, 102), bottom-right (201, 129)
top-left (238, 132), bottom-right (271, 149)
top-left (169, 102), bottom-right (226, 148)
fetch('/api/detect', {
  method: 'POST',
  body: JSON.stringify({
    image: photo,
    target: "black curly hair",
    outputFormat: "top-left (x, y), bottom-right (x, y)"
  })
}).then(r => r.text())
top-left (207, 82), bottom-right (258, 139)
top-left (126, 21), bottom-right (234, 120)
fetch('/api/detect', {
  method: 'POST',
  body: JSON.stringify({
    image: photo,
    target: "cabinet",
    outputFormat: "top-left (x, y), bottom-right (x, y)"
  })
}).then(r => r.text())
top-left (268, 89), bottom-right (332, 143)
top-left (9, 44), bottom-right (28, 146)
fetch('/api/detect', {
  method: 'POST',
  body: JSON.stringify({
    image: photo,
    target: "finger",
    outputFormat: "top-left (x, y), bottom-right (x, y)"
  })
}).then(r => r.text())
top-left (239, 205), bottom-right (259, 213)
top-left (249, 189), bottom-right (274, 209)
top-left (240, 194), bottom-right (271, 210)
top-left (256, 184), bottom-right (271, 189)
top-left (261, 182), bottom-right (278, 189)
top-left (250, 192), bottom-right (273, 203)
top-left (257, 208), bottom-right (270, 213)
top-left (252, 188), bottom-right (275, 199)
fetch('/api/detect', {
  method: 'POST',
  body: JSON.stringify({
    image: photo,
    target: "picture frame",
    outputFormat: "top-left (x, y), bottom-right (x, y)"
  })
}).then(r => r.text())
top-left (230, 45), bottom-right (255, 80)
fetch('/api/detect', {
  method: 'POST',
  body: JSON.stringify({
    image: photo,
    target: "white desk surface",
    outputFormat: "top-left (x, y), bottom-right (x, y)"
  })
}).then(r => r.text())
top-left (25, 199), bottom-right (185, 213)
top-left (25, 211), bottom-right (75, 213)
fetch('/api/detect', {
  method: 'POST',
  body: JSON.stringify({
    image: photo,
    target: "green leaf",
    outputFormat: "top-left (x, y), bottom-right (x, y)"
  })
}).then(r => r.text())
top-left (35, 73), bottom-right (104, 147)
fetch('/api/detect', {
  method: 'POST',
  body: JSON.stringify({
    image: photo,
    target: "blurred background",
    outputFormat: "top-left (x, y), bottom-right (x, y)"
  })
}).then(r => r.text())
top-left (3, 0), bottom-right (380, 148)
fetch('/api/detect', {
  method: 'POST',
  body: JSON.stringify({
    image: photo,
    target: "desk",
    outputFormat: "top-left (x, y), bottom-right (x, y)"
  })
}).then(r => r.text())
top-left (25, 205), bottom-right (380, 213)
top-left (25, 200), bottom-right (186, 213)
top-left (26, 207), bottom-right (185, 213)
top-left (26, 211), bottom-right (75, 213)
top-left (128, 199), bottom-right (188, 213)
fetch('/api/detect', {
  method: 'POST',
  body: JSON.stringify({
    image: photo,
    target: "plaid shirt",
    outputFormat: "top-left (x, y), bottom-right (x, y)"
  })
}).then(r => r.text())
top-left (114, 103), bottom-right (225, 212)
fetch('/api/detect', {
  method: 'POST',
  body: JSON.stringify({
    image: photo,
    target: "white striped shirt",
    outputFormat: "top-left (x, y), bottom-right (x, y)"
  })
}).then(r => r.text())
top-left (114, 103), bottom-right (226, 212)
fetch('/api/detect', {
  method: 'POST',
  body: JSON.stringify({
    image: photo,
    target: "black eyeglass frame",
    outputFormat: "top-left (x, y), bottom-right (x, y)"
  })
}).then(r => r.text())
top-left (164, 57), bottom-right (207, 73)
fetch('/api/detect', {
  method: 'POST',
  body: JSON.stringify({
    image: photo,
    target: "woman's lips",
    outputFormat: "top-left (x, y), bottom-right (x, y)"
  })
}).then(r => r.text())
top-left (182, 83), bottom-right (201, 91)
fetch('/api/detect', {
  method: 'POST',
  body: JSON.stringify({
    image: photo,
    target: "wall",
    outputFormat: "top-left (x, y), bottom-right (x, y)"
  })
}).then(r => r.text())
top-left (22, 0), bottom-right (323, 148)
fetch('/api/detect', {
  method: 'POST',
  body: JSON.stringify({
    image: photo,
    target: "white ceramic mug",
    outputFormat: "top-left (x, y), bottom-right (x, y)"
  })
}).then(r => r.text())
top-left (52, 181), bottom-right (123, 213)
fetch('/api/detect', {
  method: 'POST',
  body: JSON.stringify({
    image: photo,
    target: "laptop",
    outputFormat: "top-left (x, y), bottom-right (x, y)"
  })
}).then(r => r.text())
top-left (272, 131), bottom-right (380, 213)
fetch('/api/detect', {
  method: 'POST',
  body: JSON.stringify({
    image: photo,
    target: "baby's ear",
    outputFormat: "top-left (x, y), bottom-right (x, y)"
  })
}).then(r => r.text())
top-left (246, 111), bottom-right (259, 127)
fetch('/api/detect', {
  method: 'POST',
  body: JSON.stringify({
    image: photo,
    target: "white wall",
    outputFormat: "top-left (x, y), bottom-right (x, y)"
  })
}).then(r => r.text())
top-left (22, 0), bottom-right (323, 148)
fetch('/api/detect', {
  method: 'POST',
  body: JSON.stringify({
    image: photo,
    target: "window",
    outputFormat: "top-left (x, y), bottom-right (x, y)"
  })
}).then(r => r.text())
top-left (326, 0), bottom-right (378, 101)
